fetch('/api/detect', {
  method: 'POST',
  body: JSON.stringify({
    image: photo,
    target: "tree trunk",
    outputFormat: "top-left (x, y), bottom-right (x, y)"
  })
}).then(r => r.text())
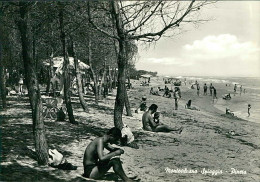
top-left (17, 4), bottom-right (48, 165)
top-left (87, 33), bottom-right (99, 104)
top-left (58, 4), bottom-right (77, 124)
top-left (74, 58), bottom-right (89, 112)
top-left (114, 40), bottom-right (126, 129)
top-left (124, 89), bottom-right (132, 116)
top-left (45, 56), bottom-right (53, 94)
top-left (0, 64), bottom-right (7, 109)
top-left (0, 41), bottom-right (7, 109)
top-left (111, 1), bottom-right (128, 129)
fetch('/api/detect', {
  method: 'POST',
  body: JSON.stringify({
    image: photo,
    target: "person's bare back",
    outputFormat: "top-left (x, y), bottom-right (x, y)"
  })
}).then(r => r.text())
top-left (83, 128), bottom-right (136, 182)
top-left (142, 104), bottom-right (183, 133)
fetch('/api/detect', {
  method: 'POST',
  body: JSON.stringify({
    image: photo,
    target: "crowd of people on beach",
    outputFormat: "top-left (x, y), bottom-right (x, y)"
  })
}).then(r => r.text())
top-left (47, 77), bottom-right (253, 182)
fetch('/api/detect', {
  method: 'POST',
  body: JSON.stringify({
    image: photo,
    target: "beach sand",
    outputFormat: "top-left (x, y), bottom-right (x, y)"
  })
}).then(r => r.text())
top-left (1, 79), bottom-right (260, 182)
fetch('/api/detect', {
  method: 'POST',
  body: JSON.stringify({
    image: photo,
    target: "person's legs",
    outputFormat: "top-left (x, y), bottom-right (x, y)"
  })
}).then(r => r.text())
top-left (89, 158), bottom-right (133, 182)
top-left (154, 125), bottom-right (183, 133)
top-left (175, 99), bottom-right (178, 110)
top-left (108, 158), bottom-right (134, 182)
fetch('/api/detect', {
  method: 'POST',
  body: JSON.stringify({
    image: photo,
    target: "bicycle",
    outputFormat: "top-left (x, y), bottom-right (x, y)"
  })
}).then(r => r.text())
top-left (42, 98), bottom-right (59, 120)
top-left (42, 97), bottom-right (67, 120)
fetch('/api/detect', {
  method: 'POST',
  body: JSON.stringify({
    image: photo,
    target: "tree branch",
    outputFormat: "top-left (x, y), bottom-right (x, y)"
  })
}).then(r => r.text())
top-left (87, 2), bottom-right (119, 40)
top-left (129, 0), bottom-right (196, 40)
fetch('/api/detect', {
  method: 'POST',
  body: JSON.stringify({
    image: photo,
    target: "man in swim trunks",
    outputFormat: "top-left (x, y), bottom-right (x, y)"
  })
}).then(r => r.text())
top-left (83, 127), bottom-right (135, 182)
top-left (142, 104), bottom-right (183, 133)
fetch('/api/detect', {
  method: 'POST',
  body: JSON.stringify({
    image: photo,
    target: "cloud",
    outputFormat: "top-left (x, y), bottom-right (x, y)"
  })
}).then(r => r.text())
top-left (183, 34), bottom-right (260, 61)
top-left (137, 34), bottom-right (260, 76)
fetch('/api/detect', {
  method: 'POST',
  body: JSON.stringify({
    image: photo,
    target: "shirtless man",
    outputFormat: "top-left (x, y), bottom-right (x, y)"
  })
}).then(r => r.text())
top-left (142, 104), bottom-right (183, 133)
top-left (83, 127), bottom-right (135, 182)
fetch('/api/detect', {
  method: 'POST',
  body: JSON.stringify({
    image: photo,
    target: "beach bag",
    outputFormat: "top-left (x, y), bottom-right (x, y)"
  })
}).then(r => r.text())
top-left (121, 124), bottom-right (134, 144)
top-left (48, 149), bottom-right (63, 166)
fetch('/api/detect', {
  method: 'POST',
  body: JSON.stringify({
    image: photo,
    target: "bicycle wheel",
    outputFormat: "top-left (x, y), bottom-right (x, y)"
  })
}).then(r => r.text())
top-left (50, 107), bottom-right (58, 120)
top-left (42, 106), bottom-right (48, 118)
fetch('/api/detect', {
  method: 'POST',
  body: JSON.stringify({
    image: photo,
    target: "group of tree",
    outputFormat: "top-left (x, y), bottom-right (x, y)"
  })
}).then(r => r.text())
top-left (0, 0), bottom-right (214, 165)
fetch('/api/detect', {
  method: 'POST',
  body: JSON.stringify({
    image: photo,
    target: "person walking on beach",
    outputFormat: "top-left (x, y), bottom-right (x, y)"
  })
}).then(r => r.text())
top-left (240, 85), bottom-right (243, 96)
top-left (234, 84), bottom-right (237, 93)
top-left (212, 87), bottom-right (217, 103)
top-left (203, 83), bottom-right (207, 95)
top-left (209, 83), bottom-right (213, 96)
top-left (248, 104), bottom-right (251, 117)
top-left (142, 104), bottom-right (183, 133)
top-left (173, 87), bottom-right (181, 110)
top-left (196, 83), bottom-right (200, 96)
top-left (83, 127), bottom-right (136, 182)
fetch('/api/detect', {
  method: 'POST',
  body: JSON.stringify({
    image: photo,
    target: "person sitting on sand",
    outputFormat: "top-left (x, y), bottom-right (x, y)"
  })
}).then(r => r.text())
top-left (150, 87), bottom-right (160, 96)
top-left (135, 96), bottom-right (147, 113)
top-left (142, 104), bottom-right (183, 133)
top-left (185, 100), bottom-right (200, 111)
top-left (150, 87), bottom-right (154, 95)
top-left (83, 127), bottom-right (136, 182)
top-left (226, 108), bottom-right (234, 116)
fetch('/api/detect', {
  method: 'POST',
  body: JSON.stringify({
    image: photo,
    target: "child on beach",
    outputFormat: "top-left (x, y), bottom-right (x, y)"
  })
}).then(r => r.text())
top-left (248, 104), bottom-right (251, 117)
top-left (153, 112), bottom-right (160, 124)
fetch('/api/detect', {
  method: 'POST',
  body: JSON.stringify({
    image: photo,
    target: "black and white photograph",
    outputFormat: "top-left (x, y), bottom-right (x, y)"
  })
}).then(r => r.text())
top-left (0, 0), bottom-right (259, 181)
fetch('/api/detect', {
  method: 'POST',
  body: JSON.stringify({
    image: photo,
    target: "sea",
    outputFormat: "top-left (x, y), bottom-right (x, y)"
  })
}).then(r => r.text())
top-left (179, 76), bottom-right (260, 124)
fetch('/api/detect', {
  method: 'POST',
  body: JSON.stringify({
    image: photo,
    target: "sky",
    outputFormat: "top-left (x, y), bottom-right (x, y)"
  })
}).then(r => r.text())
top-left (136, 1), bottom-right (260, 77)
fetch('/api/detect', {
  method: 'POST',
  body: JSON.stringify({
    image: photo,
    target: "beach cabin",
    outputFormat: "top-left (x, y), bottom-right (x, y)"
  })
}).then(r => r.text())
top-left (140, 74), bottom-right (152, 86)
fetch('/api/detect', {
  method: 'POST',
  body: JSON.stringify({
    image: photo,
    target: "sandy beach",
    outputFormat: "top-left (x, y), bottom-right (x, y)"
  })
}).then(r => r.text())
top-left (1, 78), bottom-right (260, 182)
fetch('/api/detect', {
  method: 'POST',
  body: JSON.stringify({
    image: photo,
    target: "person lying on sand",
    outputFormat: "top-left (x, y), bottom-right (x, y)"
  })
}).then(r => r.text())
top-left (142, 104), bottom-right (183, 133)
top-left (83, 127), bottom-right (137, 182)
top-left (223, 93), bottom-right (231, 100)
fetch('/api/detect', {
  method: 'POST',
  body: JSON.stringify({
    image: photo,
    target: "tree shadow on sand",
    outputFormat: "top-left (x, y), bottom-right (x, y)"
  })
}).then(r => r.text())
top-left (0, 161), bottom-right (65, 182)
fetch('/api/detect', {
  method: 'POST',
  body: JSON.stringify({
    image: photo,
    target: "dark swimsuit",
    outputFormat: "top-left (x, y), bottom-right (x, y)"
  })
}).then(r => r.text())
top-left (83, 161), bottom-right (110, 178)
top-left (83, 164), bottom-right (96, 178)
